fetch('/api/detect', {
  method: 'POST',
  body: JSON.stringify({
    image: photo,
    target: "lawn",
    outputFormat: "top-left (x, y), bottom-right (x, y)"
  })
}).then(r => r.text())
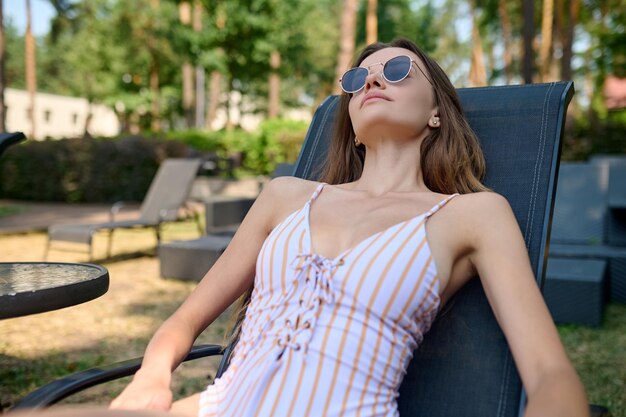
top-left (1, 223), bottom-right (624, 415)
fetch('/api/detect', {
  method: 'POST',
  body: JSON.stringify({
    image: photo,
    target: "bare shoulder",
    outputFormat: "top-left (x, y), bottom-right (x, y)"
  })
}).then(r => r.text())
top-left (438, 191), bottom-right (515, 242)
top-left (261, 176), bottom-right (320, 204)
top-left (257, 176), bottom-right (321, 228)
top-left (454, 191), bottom-right (512, 216)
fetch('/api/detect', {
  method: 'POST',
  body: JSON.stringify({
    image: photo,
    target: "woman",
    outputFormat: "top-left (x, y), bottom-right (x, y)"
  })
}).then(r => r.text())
top-left (111, 39), bottom-right (588, 417)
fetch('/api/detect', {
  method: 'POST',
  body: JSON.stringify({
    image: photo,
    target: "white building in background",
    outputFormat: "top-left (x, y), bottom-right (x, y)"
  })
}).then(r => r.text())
top-left (208, 90), bottom-right (312, 131)
top-left (5, 88), bottom-right (120, 140)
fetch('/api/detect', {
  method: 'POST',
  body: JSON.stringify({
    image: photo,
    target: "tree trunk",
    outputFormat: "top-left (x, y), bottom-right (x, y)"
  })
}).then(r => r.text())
top-left (179, 2), bottom-right (194, 128)
top-left (150, 0), bottom-right (160, 132)
top-left (0, 0), bottom-right (6, 131)
top-left (522, 0), bottom-right (534, 83)
top-left (539, 0), bottom-right (554, 82)
top-left (366, 0), bottom-right (377, 45)
top-left (206, 70), bottom-right (221, 130)
top-left (498, 0), bottom-right (513, 84)
top-left (333, 0), bottom-right (357, 95)
top-left (25, 0), bottom-right (37, 139)
top-left (468, 5), bottom-right (487, 87)
top-left (206, 9), bottom-right (225, 130)
top-left (268, 50), bottom-right (281, 118)
top-left (193, 1), bottom-right (205, 128)
top-left (150, 61), bottom-right (160, 132)
top-left (560, 0), bottom-right (579, 81)
top-left (83, 101), bottom-right (93, 138)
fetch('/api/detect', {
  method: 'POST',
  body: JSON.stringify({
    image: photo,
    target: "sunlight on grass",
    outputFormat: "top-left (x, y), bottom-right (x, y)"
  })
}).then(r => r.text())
top-left (559, 302), bottom-right (626, 416)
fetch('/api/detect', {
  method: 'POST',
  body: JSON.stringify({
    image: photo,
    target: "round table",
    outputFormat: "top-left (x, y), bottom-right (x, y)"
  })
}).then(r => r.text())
top-left (0, 262), bottom-right (109, 319)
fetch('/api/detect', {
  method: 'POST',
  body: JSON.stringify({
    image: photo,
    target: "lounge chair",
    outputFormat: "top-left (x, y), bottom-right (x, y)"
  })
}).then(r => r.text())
top-left (45, 158), bottom-right (202, 260)
top-left (0, 132), bottom-right (26, 158)
top-left (17, 82), bottom-right (606, 416)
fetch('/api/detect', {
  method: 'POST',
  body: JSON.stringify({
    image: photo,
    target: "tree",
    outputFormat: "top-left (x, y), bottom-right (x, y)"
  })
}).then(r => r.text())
top-left (0, 0), bottom-right (6, 131)
top-left (498, 0), bottom-right (514, 83)
top-left (366, 0), bottom-right (377, 44)
top-left (25, 0), bottom-right (37, 139)
top-left (522, 0), bottom-right (534, 83)
top-left (468, 1), bottom-right (487, 86)
top-left (333, 0), bottom-right (357, 95)
top-left (179, 1), bottom-right (195, 127)
top-left (556, 0), bottom-right (580, 82)
top-left (538, 0), bottom-right (555, 81)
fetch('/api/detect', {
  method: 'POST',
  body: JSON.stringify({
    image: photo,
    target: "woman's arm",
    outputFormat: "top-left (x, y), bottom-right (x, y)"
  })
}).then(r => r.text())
top-left (110, 177), bottom-right (304, 411)
top-left (466, 192), bottom-right (589, 417)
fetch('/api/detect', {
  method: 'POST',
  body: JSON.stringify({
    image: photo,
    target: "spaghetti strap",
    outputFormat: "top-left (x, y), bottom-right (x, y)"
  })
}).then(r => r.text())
top-left (308, 182), bottom-right (327, 203)
top-left (425, 193), bottom-right (459, 218)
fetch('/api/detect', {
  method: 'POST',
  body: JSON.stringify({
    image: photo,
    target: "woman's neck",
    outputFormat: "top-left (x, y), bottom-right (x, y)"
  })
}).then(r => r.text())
top-left (346, 138), bottom-right (428, 196)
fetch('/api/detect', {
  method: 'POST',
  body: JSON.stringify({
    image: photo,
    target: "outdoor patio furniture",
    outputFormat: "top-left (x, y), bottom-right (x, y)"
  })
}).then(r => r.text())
top-left (45, 158), bottom-right (202, 261)
top-left (14, 81), bottom-right (581, 416)
top-left (544, 258), bottom-right (607, 326)
top-left (549, 161), bottom-right (626, 305)
top-left (607, 163), bottom-right (626, 247)
top-left (0, 262), bottom-right (109, 320)
top-left (159, 196), bottom-right (255, 281)
top-left (0, 132), bottom-right (26, 159)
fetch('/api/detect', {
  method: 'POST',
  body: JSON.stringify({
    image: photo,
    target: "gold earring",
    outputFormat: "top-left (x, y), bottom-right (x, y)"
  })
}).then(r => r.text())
top-left (354, 137), bottom-right (361, 146)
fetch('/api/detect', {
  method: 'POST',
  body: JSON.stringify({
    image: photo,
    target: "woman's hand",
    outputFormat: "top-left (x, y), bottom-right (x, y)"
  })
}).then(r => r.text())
top-left (109, 371), bottom-right (173, 411)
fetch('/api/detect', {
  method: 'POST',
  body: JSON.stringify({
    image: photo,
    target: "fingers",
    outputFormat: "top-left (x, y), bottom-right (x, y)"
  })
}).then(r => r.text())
top-left (109, 389), bottom-right (172, 411)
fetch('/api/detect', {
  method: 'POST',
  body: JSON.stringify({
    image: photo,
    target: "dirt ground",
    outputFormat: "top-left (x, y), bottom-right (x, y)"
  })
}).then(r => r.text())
top-left (0, 225), bottom-right (235, 409)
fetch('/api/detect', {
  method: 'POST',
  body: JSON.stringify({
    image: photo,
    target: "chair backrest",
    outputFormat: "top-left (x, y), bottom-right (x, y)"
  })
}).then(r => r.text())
top-left (138, 158), bottom-right (201, 223)
top-left (0, 132), bottom-right (26, 159)
top-left (291, 82), bottom-right (574, 417)
top-left (550, 162), bottom-right (609, 245)
top-left (608, 164), bottom-right (626, 208)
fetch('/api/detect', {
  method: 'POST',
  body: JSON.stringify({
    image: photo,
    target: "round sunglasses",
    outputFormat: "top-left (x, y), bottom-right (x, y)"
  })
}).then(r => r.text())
top-left (339, 55), bottom-right (433, 94)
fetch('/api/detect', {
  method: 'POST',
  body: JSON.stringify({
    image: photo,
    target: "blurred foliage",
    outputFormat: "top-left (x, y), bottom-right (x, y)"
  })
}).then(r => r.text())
top-left (2, 0), bottom-right (625, 163)
top-left (0, 136), bottom-right (187, 203)
top-left (166, 118), bottom-right (308, 176)
top-left (562, 118), bottom-right (626, 161)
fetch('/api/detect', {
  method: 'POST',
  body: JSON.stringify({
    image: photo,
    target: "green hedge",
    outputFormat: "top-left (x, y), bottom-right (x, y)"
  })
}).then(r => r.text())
top-left (0, 119), bottom-right (311, 203)
top-left (166, 118), bottom-right (309, 176)
top-left (0, 136), bottom-right (188, 203)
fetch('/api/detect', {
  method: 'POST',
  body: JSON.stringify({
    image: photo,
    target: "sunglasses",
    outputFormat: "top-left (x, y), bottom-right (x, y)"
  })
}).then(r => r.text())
top-left (339, 55), bottom-right (433, 94)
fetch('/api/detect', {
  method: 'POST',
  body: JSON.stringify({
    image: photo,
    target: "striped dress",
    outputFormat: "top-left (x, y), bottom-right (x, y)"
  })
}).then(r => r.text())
top-left (199, 182), bottom-right (458, 417)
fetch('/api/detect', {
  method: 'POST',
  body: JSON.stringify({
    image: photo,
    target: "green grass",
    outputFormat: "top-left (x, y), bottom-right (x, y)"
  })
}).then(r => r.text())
top-left (558, 302), bottom-right (626, 416)
top-left (0, 203), bottom-right (26, 218)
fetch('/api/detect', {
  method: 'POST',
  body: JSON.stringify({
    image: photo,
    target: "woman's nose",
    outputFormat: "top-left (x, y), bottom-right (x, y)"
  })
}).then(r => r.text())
top-left (364, 68), bottom-right (385, 92)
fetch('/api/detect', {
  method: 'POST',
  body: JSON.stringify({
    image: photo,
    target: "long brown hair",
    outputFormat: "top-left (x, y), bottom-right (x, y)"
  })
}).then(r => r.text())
top-left (228, 39), bottom-right (489, 347)
top-left (319, 38), bottom-right (489, 194)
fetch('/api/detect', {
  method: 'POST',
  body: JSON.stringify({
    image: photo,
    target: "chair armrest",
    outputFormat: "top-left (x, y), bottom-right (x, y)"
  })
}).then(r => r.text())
top-left (12, 344), bottom-right (224, 410)
top-left (590, 404), bottom-right (611, 417)
top-left (110, 202), bottom-right (135, 222)
top-left (158, 208), bottom-right (180, 222)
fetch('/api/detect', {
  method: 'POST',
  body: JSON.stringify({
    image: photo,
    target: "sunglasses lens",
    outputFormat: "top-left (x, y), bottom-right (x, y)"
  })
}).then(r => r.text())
top-left (341, 67), bottom-right (368, 93)
top-left (383, 56), bottom-right (412, 82)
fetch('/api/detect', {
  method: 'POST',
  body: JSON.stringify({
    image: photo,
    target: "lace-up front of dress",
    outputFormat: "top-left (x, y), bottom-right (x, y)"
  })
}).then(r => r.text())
top-left (199, 183), bottom-right (458, 417)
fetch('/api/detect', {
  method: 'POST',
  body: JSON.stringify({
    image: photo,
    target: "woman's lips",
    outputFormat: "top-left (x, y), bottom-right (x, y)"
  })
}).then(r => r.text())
top-left (361, 92), bottom-right (391, 107)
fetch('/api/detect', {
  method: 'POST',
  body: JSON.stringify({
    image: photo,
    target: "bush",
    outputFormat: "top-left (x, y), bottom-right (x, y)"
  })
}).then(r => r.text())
top-left (0, 136), bottom-right (188, 203)
top-left (0, 119), bottom-right (311, 202)
top-left (562, 118), bottom-right (626, 161)
top-left (166, 119), bottom-right (309, 176)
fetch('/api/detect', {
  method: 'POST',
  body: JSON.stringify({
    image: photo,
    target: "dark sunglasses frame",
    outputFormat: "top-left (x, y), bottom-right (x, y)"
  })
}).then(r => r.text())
top-left (339, 55), bottom-right (433, 94)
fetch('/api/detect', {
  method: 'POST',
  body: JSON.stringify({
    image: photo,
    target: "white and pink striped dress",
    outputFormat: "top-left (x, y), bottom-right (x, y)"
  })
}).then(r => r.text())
top-left (199, 182), bottom-right (458, 417)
